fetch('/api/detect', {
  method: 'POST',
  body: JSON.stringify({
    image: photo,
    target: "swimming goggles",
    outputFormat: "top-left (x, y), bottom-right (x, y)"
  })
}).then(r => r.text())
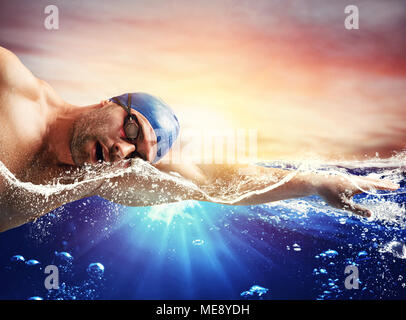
top-left (111, 94), bottom-right (140, 142)
top-left (111, 94), bottom-right (146, 160)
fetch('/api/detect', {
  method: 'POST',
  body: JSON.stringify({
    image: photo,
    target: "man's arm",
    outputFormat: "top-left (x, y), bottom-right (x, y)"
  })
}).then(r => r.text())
top-left (0, 161), bottom-right (207, 232)
top-left (0, 167), bottom-right (105, 232)
top-left (0, 160), bottom-right (398, 232)
top-left (96, 161), bottom-right (399, 217)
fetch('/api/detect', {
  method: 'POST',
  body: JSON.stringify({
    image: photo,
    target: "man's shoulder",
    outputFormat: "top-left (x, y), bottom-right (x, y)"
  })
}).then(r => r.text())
top-left (0, 46), bottom-right (40, 95)
top-left (0, 46), bottom-right (16, 63)
top-left (0, 46), bottom-right (22, 79)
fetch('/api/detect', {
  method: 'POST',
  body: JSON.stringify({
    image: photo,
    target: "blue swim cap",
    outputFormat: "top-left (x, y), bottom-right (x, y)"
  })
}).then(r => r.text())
top-left (109, 92), bottom-right (179, 163)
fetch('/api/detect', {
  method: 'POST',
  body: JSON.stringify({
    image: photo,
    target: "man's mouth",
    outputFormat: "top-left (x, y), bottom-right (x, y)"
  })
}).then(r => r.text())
top-left (96, 141), bottom-right (104, 162)
top-left (93, 141), bottom-right (105, 163)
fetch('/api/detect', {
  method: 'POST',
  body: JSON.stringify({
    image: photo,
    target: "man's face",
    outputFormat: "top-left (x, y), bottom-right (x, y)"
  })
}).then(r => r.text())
top-left (70, 101), bottom-right (157, 166)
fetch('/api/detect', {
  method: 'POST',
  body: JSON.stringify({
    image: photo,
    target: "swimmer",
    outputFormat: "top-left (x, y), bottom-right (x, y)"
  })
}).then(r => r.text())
top-left (0, 46), bottom-right (399, 232)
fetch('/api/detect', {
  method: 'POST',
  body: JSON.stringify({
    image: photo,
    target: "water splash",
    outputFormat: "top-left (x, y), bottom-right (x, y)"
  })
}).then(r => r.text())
top-left (379, 241), bottom-right (406, 259)
top-left (0, 153), bottom-right (404, 227)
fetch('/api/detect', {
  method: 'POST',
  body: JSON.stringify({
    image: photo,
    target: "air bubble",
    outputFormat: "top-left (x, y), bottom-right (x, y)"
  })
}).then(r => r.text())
top-left (11, 255), bottom-right (25, 263)
top-left (192, 239), bottom-right (205, 246)
top-left (87, 262), bottom-right (105, 280)
top-left (240, 285), bottom-right (269, 298)
top-left (26, 259), bottom-right (41, 266)
top-left (54, 251), bottom-right (73, 263)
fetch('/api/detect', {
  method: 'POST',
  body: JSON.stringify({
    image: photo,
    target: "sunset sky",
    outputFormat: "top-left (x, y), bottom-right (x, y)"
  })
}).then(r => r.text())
top-left (0, 0), bottom-right (405, 161)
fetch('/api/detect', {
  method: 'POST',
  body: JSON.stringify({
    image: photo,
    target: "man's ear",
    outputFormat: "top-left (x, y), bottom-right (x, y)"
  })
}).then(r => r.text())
top-left (100, 100), bottom-right (109, 107)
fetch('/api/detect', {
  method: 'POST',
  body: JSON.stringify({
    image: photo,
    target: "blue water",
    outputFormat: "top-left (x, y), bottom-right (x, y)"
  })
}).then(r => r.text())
top-left (0, 162), bottom-right (405, 300)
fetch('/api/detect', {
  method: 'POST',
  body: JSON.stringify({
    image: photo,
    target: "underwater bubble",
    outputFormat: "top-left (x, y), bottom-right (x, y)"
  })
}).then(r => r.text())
top-left (26, 259), bottom-right (41, 267)
top-left (192, 239), bottom-right (205, 246)
top-left (10, 255), bottom-right (25, 263)
top-left (250, 285), bottom-right (269, 296)
top-left (28, 296), bottom-right (43, 300)
top-left (345, 258), bottom-right (358, 266)
top-left (293, 243), bottom-right (301, 252)
top-left (339, 218), bottom-right (347, 224)
top-left (53, 251), bottom-right (74, 273)
top-left (87, 262), bottom-right (105, 280)
top-left (324, 250), bottom-right (339, 258)
top-left (240, 290), bottom-right (253, 297)
top-left (240, 285), bottom-right (269, 298)
top-left (357, 251), bottom-right (369, 261)
top-left (54, 251), bottom-right (73, 263)
top-left (358, 251), bottom-right (367, 257)
top-left (322, 290), bottom-right (333, 299)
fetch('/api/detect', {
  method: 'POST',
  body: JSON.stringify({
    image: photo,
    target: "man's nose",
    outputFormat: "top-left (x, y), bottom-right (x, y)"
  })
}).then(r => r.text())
top-left (112, 140), bottom-right (136, 159)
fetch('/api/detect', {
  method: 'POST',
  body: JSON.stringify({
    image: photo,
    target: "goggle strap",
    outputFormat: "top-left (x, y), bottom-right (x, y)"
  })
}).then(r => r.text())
top-left (112, 97), bottom-right (131, 114)
top-left (127, 93), bottom-right (132, 108)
